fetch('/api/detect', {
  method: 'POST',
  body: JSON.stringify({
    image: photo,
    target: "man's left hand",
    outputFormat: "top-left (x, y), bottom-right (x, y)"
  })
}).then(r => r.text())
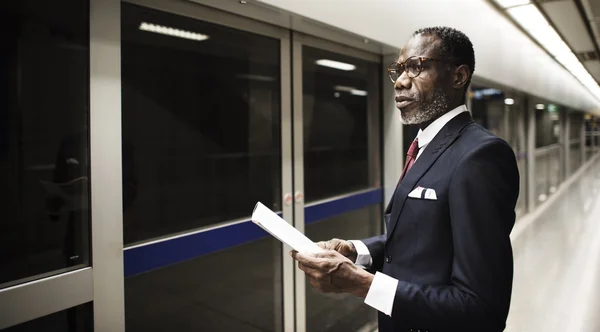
top-left (291, 249), bottom-right (373, 298)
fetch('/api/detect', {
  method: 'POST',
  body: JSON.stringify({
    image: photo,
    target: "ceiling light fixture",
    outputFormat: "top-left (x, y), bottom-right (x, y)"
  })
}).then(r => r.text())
top-left (334, 85), bottom-right (355, 92)
top-left (316, 59), bottom-right (356, 71)
top-left (139, 22), bottom-right (209, 42)
top-left (334, 85), bottom-right (368, 96)
top-left (504, 98), bottom-right (515, 105)
top-left (493, 0), bottom-right (530, 9)
top-left (505, 4), bottom-right (600, 103)
top-left (351, 89), bottom-right (368, 96)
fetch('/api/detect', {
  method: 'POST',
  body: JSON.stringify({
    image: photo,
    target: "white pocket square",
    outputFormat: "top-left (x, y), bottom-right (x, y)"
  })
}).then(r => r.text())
top-left (408, 187), bottom-right (437, 200)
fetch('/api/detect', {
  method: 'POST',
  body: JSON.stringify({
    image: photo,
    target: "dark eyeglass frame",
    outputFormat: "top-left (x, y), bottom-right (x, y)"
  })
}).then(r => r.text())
top-left (387, 56), bottom-right (452, 83)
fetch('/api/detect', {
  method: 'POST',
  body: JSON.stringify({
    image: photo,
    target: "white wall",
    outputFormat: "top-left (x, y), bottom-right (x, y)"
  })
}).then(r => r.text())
top-left (381, 53), bottom-right (404, 217)
top-left (257, 0), bottom-right (600, 114)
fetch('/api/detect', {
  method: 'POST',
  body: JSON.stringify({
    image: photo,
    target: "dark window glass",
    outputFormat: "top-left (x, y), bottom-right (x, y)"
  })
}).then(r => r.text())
top-left (302, 46), bottom-right (379, 202)
top-left (531, 100), bottom-right (562, 204)
top-left (4, 302), bottom-right (93, 332)
top-left (584, 116), bottom-right (594, 148)
top-left (569, 112), bottom-right (582, 140)
top-left (305, 205), bottom-right (381, 332)
top-left (534, 101), bottom-right (560, 148)
top-left (0, 1), bottom-right (90, 287)
top-left (125, 236), bottom-right (283, 332)
top-left (121, 4), bottom-right (281, 244)
top-left (570, 141), bottom-right (581, 175)
top-left (467, 86), bottom-right (529, 215)
top-left (470, 85), bottom-right (506, 137)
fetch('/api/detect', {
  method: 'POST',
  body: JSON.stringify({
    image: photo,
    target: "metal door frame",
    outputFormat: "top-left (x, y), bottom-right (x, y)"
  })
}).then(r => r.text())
top-left (119, 0), bottom-right (295, 331)
top-left (291, 31), bottom-right (382, 332)
top-left (0, 0), bottom-right (124, 330)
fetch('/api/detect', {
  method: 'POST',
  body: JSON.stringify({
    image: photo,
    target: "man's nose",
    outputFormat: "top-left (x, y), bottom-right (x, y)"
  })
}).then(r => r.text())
top-left (394, 70), bottom-right (411, 90)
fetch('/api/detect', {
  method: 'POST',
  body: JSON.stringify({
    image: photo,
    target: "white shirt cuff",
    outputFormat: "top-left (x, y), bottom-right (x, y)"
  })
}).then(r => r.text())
top-left (349, 240), bottom-right (372, 268)
top-left (364, 272), bottom-right (398, 317)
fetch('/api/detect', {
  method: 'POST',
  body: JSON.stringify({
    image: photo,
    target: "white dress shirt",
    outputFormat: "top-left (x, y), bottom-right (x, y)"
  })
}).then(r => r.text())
top-left (350, 104), bottom-right (468, 316)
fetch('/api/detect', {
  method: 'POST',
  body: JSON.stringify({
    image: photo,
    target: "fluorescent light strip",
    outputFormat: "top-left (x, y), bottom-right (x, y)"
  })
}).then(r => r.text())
top-left (506, 4), bottom-right (600, 103)
top-left (494, 0), bottom-right (531, 9)
top-left (139, 22), bottom-right (209, 42)
top-left (334, 85), bottom-right (368, 96)
top-left (351, 89), bottom-right (368, 96)
top-left (316, 59), bottom-right (356, 71)
top-left (334, 85), bottom-right (355, 92)
top-left (507, 4), bottom-right (568, 58)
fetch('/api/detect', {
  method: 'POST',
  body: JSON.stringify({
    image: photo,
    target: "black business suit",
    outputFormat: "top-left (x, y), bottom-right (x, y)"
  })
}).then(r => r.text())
top-left (363, 111), bottom-right (519, 331)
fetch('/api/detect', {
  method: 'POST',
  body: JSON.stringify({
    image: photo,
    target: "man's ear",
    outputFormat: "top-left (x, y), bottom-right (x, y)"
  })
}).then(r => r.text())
top-left (452, 65), bottom-right (470, 89)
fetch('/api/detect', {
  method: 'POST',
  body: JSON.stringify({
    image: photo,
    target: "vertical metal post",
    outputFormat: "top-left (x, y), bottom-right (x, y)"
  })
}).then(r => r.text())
top-left (592, 116), bottom-right (596, 155)
top-left (382, 53), bottom-right (403, 216)
top-left (90, 0), bottom-right (125, 331)
top-left (279, 32), bottom-right (295, 332)
top-left (516, 100), bottom-right (527, 215)
top-left (581, 113), bottom-right (586, 166)
top-left (368, 62), bottom-right (381, 189)
top-left (563, 111), bottom-right (570, 180)
top-left (503, 104), bottom-right (511, 141)
top-left (526, 100), bottom-right (536, 213)
top-left (292, 36), bottom-right (307, 332)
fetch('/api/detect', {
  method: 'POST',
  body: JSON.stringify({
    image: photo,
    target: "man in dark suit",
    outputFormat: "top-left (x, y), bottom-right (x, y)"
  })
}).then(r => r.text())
top-left (291, 26), bottom-right (519, 331)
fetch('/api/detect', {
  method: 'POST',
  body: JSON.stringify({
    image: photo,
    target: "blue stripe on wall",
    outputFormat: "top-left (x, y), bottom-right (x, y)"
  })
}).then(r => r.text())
top-left (305, 188), bottom-right (383, 224)
top-left (124, 220), bottom-right (270, 277)
top-left (124, 188), bottom-right (382, 277)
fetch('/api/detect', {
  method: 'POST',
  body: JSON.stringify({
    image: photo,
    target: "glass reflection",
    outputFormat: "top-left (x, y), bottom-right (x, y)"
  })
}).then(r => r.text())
top-left (121, 4), bottom-right (282, 244)
top-left (469, 84), bottom-right (527, 216)
top-left (305, 205), bottom-right (381, 332)
top-left (126, 237), bottom-right (283, 332)
top-left (0, 0), bottom-right (90, 287)
top-left (122, 4), bottom-right (284, 332)
top-left (302, 46), bottom-right (380, 202)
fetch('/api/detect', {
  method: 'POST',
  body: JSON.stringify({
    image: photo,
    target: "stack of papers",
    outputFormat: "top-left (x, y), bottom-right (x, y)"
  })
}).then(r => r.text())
top-left (252, 202), bottom-right (323, 254)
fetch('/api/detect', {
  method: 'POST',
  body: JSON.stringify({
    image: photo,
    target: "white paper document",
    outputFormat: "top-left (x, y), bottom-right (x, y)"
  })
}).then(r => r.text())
top-left (252, 202), bottom-right (323, 254)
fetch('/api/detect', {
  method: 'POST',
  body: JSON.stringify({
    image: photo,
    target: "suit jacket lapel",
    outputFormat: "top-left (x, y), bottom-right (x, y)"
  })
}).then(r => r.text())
top-left (386, 112), bottom-right (474, 239)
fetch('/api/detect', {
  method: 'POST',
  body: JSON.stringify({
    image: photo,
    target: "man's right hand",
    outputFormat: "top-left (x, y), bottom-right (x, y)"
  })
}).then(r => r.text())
top-left (316, 238), bottom-right (357, 263)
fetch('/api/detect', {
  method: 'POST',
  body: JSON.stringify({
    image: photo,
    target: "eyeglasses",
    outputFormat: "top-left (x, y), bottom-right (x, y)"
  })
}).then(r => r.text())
top-left (387, 56), bottom-right (450, 83)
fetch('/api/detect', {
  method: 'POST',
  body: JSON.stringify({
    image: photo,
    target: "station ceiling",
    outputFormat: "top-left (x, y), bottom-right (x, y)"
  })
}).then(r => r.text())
top-left (537, 0), bottom-right (600, 84)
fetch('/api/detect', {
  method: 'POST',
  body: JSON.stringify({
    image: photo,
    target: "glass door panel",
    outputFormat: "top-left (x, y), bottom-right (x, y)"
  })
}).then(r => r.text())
top-left (0, 0), bottom-right (91, 289)
top-left (120, 3), bottom-right (289, 332)
top-left (292, 36), bottom-right (382, 332)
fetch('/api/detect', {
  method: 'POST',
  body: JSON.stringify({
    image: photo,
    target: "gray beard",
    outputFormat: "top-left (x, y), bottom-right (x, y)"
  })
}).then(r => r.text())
top-left (399, 88), bottom-right (449, 125)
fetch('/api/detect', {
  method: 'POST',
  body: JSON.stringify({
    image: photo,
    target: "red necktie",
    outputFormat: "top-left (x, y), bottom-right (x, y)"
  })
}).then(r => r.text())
top-left (400, 138), bottom-right (419, 182)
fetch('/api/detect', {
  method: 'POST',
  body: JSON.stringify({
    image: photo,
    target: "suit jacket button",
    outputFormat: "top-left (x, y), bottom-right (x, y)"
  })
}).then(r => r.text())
top-left (386, 255), bottom-right (392, 263)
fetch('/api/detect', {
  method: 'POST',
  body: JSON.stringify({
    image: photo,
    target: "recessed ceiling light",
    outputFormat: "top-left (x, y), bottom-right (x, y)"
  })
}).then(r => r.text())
top-left (316, 59), bottom-right (356, 71)
top-left (334, 85), bottom-right (355, 92)
top-left (139, 22), bottom-right (209, 42)
top-left (351, 89), bottom-right (368, 96)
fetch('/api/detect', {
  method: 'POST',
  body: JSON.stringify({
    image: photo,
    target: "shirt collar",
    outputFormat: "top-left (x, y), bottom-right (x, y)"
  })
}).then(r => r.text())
top-left (416, 104), bottom-right (468, 149)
